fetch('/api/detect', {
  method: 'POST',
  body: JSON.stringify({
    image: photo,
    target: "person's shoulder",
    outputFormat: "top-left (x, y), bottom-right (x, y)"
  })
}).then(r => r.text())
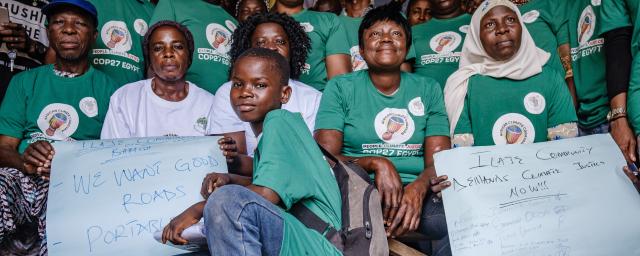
top-left (404, 72), bottom-right (441, 90)
top-left (188, 81), bottom-right (216, 101)
top-left (12, 64), bottom-right (50, 81)
top-left (112, 79), bottom-right (149, 99)
top-left (214, 81), bottom-right (233, 96)
top-left (264, 109), bottom-right (305, 128)
top-left (291, 80), bottom-right (321, 97)
top-left (306, 10), bottom-right (341, 24)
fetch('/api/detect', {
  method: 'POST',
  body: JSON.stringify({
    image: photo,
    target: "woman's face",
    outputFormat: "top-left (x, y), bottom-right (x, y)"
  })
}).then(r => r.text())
top-left (237, 0), bottom-right (267, 22)
top-left (479, 6), bottom-right (522, 61)
top-left (360, 20), bottom-right (407, 71)
top-left (250, 22), bottom-right (290, 60)
top-left (149, 26), bottom-right (190, 82)
top-left (428, 0), bottom-right (461, 16)
top-left (408, 0), bottom-right (431, 26)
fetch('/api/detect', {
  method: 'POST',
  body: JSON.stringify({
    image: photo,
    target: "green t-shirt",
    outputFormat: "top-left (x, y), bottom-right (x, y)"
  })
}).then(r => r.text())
top-left (0, 65), bottom-right (116, 153)
top-left (89, 0), bottom-right (154, 87)
top-left (315, 71), bottom-right (450, 183)
top-left (454, 67), bottom-right (577, 146)
top-left (600, 0), bottom-right (639, 56)
top-left (411, 14), bottom-right (471, 89)
top-left (252, 110), bottom-right (342, 256)
top-left (568, 0), bottom-right (609, 129)
top-left (291, 10), bottom-right (350, 91)
top-left (338, 16), bottom-right (367, 71)
top-left (150, 0), bottom-right (238, 94)
top-left (518, 0), bottom-right (569, 73)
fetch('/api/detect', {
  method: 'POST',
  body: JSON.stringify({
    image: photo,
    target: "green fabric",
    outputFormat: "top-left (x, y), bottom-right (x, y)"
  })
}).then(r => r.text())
top-left (518, 0), bottom-right (569, 73)
top-left (291, 10), bottom-right (350, 91)
top-left (338, 16), bottom-right (367, 71)
top-left (150, 0), bottom-right (238, 94)
top-left (629, 56), bottom-right (640, 135)
top-left (0, 65), bottom-right (116, 153)
top-left (89, 0), bottom-right (154, 87)
top-left (316, 71), bottom-right (450, 183)
top-left (600, 0), bottom-right (639, 56)
top-left (568, 0), bottom-right (609, 129)
top-left (252, 110), bottom-right (342, 256)
top-left (454, 67), bottom-right (577, 146)
top-left (411, 14), bottom-right (471, 89)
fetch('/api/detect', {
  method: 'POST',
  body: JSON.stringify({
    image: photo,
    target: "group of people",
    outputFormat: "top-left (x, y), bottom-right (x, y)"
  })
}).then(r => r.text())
top-left (0, 0), bottom-right (639, 255)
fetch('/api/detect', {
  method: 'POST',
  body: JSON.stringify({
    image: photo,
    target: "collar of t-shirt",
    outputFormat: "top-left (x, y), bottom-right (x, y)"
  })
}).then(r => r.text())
top-left (146, 78), bottom-right (196, 108)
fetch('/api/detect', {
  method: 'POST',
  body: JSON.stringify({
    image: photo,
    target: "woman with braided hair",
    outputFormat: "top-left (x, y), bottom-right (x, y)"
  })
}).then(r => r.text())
top-left (210, 12), bottom-right (320, 176)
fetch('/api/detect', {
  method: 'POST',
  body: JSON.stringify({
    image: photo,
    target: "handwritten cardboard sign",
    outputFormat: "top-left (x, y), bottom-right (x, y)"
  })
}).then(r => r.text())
top-left (47, 136), bottom-right (226, 255)
top-left (435, 134), bottom-right (640, 256)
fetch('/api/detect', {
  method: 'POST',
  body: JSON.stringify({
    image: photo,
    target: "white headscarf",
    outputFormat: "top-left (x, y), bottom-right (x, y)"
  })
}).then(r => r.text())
top-left (443, 0), bottom-right (550, 136)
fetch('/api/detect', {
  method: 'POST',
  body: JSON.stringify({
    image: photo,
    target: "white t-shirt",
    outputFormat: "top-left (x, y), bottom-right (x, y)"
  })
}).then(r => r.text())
top-left (210, 79), bottom-right (321, 155)
top-left (101, 78), bottom-right (216, 139)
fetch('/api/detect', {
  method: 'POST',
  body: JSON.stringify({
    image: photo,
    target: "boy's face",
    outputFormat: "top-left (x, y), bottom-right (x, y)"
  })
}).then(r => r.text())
top-left (230, 56), bottom-right (291, 123)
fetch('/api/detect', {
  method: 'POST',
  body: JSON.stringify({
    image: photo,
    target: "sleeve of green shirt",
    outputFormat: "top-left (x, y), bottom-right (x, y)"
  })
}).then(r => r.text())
top-left (424, 82), bottom-right (450, 137)
top-left (549, 0), bottom-right (569, 45)
top-left (547, 70), bottom-right (578, 127)
top-left (453, 95), bottom-right (472, 135)
top-left (599, 0), bottom-right (633, 35)
top-left (324, 15), bottom-right (351, 56)
top-left (314, 78), bottom-right (347, 131)
top-left (0, 74), bottom-right (27, 139)
top-left (149, 0), bottom-right (177, 25)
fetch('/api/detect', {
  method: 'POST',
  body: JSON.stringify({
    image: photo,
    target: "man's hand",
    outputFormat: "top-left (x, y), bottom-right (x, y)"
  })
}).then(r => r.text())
top-left (611, 117), bottom-right (637, 163)
top-left (200, 173), bottom-right (231, 199)
top-left (218, 136), bottom-right (238, 164)
top-left (162, 203), bottom-right (204, 245)
top-left (0, 23), bottom-right (30, 51)
top-left (22, 141), bottom-right (54, 180)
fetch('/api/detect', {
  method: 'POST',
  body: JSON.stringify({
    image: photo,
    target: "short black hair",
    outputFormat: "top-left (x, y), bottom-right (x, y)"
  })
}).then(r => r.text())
top-left (358, 2), bottom-right (412, 50)
top-left (142, 21), bottom-right (195, 75)
top-left (232, 47), bottom-right (290, 86)
top-left (229, 12), bottom-right (310, 79)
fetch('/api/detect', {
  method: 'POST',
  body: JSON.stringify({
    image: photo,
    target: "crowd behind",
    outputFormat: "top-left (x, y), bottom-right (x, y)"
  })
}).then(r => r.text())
top-left (0, 0), bottom-right (639, 255)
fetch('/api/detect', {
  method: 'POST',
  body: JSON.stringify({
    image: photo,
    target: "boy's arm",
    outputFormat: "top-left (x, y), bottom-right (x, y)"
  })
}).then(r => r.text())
top-left (162, 201), bottom-right (205, 245)
top-left (247, 184), bottom-right (282, 206)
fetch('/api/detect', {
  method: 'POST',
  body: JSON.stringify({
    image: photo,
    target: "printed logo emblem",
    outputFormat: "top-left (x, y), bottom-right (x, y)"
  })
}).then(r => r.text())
top-left (523, 92), bottom-right (546, 115)
top-left (79, 97), bottom-right (98, 117)
top-left (300, 22), bottom-right (314, 33)
top-left (101, 21), bottom-right (132, 52)
top-left (522, 10), bottom-right (540, 24)
top-left (206, 23), bottom-right (232, 55)
top-left (430, 31), bottom-right (462, 54)
top-left (459, 25), bottom-right (470, 34)
top-left (350, 46), bottom-right (367, 71)
top-left (408, 97), bottom-right (425, 116)
top-left (133, 19), bottom-right (148, 36)
top-left (591, 0), bottom-right (601, 6)
top-left (37, 103), bottom-right (79, 140)
top-left (492, 113), bottom-right (535, 145)
top-left (225, 20), bottom-right (237, 32)
top-left (194, 117), bottom-right (208, 134)
top-left (374, 108), bottom-right (415, 144)
top-left (578, 6), bottom-right (596, 45)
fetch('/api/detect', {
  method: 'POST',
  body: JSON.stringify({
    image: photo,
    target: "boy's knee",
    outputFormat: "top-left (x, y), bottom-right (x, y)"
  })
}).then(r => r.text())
top-left (204, 185), bottom-right (253, 219)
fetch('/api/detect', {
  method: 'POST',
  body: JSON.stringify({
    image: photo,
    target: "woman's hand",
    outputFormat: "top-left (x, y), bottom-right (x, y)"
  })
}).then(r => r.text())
top-left (22, 140), bottom-right (54, 180)
top-left (162, 204), bottom-right (203, 245)
top-left (218, 136), bottom-right (238, 164)
top-left (387, 180), bottom-right (427, 237)
top-left (430, 175), bottom-right (451, 198)
top-left (200, 173), bottom-right (231, 199)
top-left (370, 157), bottom-right (403, 226)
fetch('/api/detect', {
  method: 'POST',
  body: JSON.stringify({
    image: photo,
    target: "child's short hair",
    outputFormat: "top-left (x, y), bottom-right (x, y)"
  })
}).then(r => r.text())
top-left (232, 48), bottom-right (290, 86)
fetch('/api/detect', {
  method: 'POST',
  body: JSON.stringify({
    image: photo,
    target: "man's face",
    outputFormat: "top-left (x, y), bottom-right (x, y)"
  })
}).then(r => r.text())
top-left (47, 9), bottom-right (96, 62)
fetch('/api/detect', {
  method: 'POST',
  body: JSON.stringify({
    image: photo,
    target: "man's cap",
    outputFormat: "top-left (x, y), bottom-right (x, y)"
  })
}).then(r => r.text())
top-left (43, 0), bottom-right (98, 26)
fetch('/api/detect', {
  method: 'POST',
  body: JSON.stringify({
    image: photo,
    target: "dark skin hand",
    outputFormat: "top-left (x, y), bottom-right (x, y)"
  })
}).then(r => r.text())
top-left (623, 166), bottom-right (640, 193)
top-left (0, 23), bottom-right (29, 50)
top-left (217, 134), bottom-right (254, 176)
top-left (22, 141), bottom-right (55, 180)
top-left (609, 93), bottom-right (637, 163)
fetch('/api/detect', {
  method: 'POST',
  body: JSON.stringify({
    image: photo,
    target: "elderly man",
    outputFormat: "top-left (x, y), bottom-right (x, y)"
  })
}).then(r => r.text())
top-left (0, 0), bottom-right (116, 254)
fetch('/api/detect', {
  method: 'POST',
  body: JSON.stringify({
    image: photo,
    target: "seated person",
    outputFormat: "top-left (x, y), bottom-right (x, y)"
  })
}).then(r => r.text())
top-left (406, 0), bottom-right (432, 26)
top-left (444, 0), bottom-right (578, 147)
top-left (162, 48), bottom-right (342, 255)
top-left (100, 21), bottom-right (216, 139)
top-left (211, 12), bottom-right (321, 174)
top-left (314, 4), bottom-right (452, 255)
top-left (234, 0), bottom-right (268, 22)
top-left (0, 0), bottom-right (116, 253)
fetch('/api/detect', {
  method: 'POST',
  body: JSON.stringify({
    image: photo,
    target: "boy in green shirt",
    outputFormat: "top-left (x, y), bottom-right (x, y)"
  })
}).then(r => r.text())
top-left (150, 0), bottom-right (238, 94)
top-left (273, 0), bottom-right (352, 91)
top-left (162, 48), bottom-right (342, 255)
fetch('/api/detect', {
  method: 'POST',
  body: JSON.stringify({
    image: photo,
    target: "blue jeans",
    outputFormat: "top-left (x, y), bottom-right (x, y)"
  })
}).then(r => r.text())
top-left (417, 193), bottom-right (451, 256)
top-left (203, 185), bottom-right (284, 256)
top-left (578, 122), bottom-right (609, 136)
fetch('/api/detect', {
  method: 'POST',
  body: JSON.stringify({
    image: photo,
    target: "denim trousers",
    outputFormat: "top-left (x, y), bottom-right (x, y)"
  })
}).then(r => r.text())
top-left (417, 193), bottom-right (451, 256)
top-left (578, 122), bottom-right (610, 136)
top-left (203, 185), bottom-right (284, 256)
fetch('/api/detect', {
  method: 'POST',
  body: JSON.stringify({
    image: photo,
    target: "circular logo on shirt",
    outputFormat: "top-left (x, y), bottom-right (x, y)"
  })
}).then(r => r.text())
top-left (578, 6), bottom-right (597, 45)
top-left (37, 103), bottom-right (80, 140)
top-left (492, 113), bottom-right (535, 145)
top-left (408, 97), bottom-right (425, 116)
top-left (430, 31), bottom-right (462, 54)
top-left (101, 21), bottom-right (132, 52)
top-left (591, 0), bottom-right (601, 6)
top-left (300, 22), bottom-right (314, 33)
top-left (133, 19), bottom-right (149, 36)
top-left (350, 46), bottom-right (367, 71)
top-left (206, 23), bottom-right (232, 55)
top-left (225, 20), bottom-right (237, 32)
top-left (523, 92), bottom-right (546, 115)
top-left (79, 97), bottom-right (98, 117)
top-left (459, 25), bottom-right (470, 34)
top-left (374, 108), bottom-right (415, 144)
top-left (522, 10), bottom-right (540, 24)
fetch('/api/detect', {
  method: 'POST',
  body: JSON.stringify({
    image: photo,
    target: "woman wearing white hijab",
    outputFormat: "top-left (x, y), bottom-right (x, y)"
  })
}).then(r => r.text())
top-left (443, 0), bottom-right (577, 147)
